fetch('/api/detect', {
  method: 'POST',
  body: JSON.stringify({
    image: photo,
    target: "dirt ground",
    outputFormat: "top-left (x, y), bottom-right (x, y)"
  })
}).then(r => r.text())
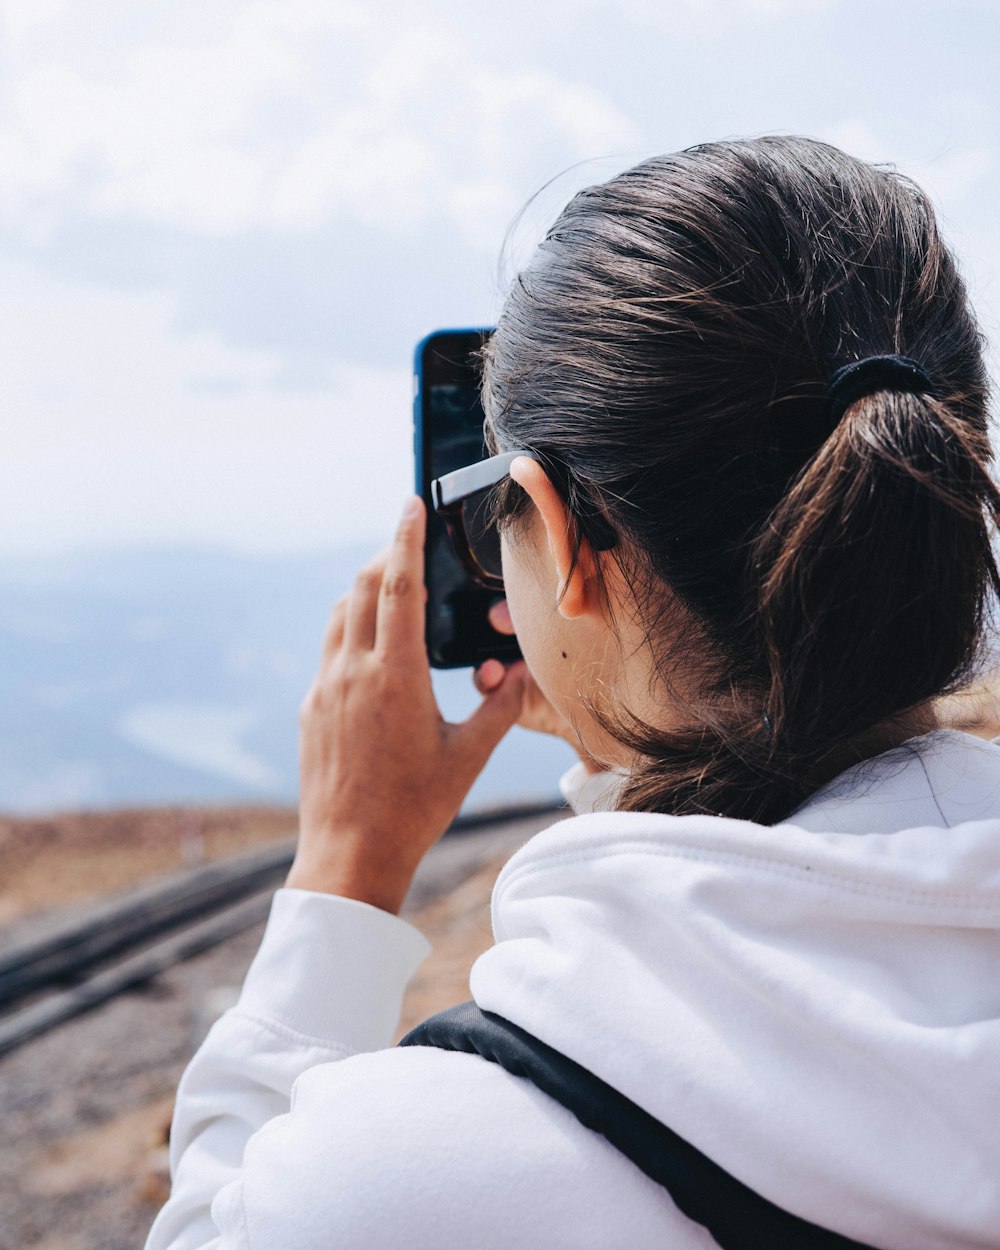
top-left (0, 804), bottom-right (300, 933)
top-left (0, 805), bottom-right (567, 1250)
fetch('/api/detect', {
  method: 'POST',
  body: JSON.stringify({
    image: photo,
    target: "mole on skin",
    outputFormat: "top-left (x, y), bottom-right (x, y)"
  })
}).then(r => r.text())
top-left (561, 651), bottom-right (568, 659)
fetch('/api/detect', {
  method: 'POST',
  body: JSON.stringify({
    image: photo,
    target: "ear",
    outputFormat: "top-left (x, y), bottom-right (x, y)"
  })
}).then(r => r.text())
top-left (509, 456), bottom-right (598, 619)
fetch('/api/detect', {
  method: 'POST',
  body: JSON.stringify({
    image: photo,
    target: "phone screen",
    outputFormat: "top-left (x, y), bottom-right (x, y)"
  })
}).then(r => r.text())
top-left (414, 329), bottom-right (522, 669)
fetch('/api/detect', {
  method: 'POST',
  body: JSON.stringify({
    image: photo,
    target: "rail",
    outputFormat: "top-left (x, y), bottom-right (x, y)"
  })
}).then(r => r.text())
top-left (0, 797), bottom-right (563, 1058)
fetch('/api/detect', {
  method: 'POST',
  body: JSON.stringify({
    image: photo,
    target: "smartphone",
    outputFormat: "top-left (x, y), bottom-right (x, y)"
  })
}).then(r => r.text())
top-left (414, 328), bottom-right (522, 670)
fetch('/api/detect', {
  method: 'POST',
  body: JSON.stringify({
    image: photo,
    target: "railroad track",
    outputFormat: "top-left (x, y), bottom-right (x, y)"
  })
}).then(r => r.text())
top-left (0, 798), bottom-right (562, 1059)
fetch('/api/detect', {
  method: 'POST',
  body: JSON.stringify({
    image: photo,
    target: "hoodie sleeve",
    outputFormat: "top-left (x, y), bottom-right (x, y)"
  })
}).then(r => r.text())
top-left (142, 887), bottom-right (431, 1250)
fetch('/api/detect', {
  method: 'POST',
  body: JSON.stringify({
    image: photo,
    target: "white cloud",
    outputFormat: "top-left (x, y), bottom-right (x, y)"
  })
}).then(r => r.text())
top-left (3, 0), bottom-right (1000, 563)
top-left (0, 0), bottom-right (638, 246)
top-left (0, 266), bottom-right (415, 555)
top-left (573, 0), bottom-right (833, 32)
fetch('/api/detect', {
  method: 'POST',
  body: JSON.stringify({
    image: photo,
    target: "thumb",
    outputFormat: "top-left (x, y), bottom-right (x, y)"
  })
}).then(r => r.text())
top-left (458, 661), bottom-right (527, 766)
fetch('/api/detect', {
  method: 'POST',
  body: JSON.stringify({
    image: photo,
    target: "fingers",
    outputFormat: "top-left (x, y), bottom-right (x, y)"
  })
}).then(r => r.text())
top-left (331, 497), bottom-right (429, 658)
top-left (322, 591), bottom-right (351, 659)
top-left (344, 545), bottom-right (390, 651)
top-left (488, 598), bottom-right (514, 635)
top-left (461, 660), bottom-right (528, 769)
top-left (473, 658), bottom-right (506, 693)
top-left (477, 600), bottom-right (517, 695)
top-left (375, 496), bottom-right (426, 661)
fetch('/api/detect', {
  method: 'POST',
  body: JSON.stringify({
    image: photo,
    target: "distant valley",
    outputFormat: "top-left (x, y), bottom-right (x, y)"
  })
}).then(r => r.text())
top-left (0, 547), bottom-right (576, 816)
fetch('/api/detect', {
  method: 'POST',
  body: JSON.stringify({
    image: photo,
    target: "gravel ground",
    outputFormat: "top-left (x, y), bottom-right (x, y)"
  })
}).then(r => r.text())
top-left (1, 809), bottom-right (568, 1250)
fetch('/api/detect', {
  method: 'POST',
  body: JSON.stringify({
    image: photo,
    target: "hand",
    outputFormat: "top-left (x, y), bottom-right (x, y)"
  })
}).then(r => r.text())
top-left (288, 496), bottom-right (528, 914)
top-left (476, 600), bottom-right (605, 775)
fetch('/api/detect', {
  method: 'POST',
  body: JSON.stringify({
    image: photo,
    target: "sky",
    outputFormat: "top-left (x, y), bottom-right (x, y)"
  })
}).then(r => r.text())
top-left (2, 0), bottom-right (999, 558)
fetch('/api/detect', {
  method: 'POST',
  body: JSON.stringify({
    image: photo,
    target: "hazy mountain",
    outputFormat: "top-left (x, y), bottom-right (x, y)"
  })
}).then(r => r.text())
top-left (0, 547), bottom-right (576, 815)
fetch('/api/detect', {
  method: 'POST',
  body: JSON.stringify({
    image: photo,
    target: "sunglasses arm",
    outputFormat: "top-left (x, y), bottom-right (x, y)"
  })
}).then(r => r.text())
top-left (431, 449), bottom-right (535, 511)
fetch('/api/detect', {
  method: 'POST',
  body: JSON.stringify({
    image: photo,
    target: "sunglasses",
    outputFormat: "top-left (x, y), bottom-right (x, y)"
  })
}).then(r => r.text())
top-left (431, 449), bottom-right (618, 592)
top-left (431, 450), bottom-right (527, 592)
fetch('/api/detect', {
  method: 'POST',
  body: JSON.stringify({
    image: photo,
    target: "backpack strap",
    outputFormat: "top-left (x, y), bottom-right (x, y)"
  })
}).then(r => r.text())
top-left (399, 1001), bottom-right (881, 1250)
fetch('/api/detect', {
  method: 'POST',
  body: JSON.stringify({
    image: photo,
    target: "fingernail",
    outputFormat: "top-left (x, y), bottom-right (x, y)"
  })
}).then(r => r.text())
top-left (403, 496), bottom-right (422, 519)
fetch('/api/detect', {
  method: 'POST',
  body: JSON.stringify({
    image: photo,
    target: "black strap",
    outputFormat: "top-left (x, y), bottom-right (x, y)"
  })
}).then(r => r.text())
top-left (399, 1001), bottom-right (881, 1250)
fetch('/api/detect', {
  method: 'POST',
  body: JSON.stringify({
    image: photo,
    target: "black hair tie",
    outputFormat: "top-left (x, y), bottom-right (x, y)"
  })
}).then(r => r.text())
top-left (826, 354), bottom-right (934, 420)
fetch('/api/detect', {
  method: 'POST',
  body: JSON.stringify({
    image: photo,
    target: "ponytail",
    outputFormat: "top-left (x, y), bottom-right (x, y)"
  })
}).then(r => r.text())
top-left (757, 390), bottom-right (1000, 752)
top-left (589, 388), bottom-right (1000, 825)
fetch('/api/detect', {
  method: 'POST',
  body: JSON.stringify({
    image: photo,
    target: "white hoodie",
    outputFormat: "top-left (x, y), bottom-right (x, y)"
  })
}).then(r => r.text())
top-left (144, 729), bottom-right (1000, 1250)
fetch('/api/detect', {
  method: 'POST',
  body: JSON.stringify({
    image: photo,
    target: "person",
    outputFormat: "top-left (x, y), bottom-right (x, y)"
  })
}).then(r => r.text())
top-left (144, 136), bottom-right (1000, 1249)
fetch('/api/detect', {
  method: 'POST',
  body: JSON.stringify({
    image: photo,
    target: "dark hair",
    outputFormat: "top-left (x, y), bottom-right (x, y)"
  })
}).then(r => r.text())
top-left (482, 135), bottom-right (1000, 825)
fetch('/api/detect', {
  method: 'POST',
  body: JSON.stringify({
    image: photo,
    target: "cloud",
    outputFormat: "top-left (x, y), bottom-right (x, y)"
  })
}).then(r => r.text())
top-left (4, 0), bottom-right (1000, 563)
top-left (0, 265), bottom-right (415, 555)
top-left (0, 0), bottom-right (638, 248)
top-left (573, 0), bottom-right (833, 33)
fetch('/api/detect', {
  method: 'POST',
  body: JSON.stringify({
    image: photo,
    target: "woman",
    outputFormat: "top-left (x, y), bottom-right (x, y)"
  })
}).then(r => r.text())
top-left (145, 137), bottom-right (1000, 1249)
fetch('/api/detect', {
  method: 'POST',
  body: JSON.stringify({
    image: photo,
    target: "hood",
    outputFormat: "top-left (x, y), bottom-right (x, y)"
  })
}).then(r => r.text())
top-left (470, 730), bottom-right (1000, 1249)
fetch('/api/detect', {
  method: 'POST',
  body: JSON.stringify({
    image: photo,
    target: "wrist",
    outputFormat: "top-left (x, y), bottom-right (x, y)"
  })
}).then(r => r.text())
top-left (284, 865), bottom-right (411, 915)
top-left (285, 846), bottom-right (418, 916)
